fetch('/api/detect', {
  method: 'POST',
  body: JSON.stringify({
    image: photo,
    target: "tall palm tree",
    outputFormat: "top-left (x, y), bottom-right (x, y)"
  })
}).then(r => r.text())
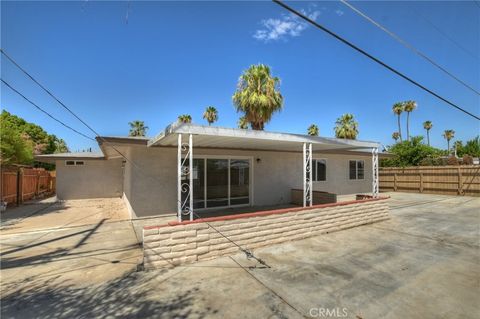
top-left (423, 120), bottom-right (433, 146)
top-left (128, 120), bottom-right (148, 137)
top-left (307, 124), bottom-right (319, 136)
top-left (443, 129), bottom-right (455, 153)
top-left (404, 100), bottom-right (417, 141)
top-left (334, 113), bottom-right (359, 139)
top-left (392, 132), bottom-right (400, 143)
top-left (203, 106), bottom-right (218, 126)
top-left (178, 114), bottom-right (192, 124)
top-left (238, 116), bottom-right (249, 129)
top-left (232, 64), bottom-right (283, 130)
top-left (392, 102), bottom-right (404, 142)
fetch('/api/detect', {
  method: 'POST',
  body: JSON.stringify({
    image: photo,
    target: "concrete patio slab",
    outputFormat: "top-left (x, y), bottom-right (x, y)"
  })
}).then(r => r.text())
top-left (1, 193), bottom-right (479, 318)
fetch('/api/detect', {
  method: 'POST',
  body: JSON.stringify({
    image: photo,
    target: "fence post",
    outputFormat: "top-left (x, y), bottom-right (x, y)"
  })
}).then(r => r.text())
top-left (458, 168), bottom-right (463, 195)
top-left (393, 173), bottom-right (398, 191)
top-left (18, 168), bottom-right (24, 205)
top-left (419, 172), bottom-right (424, 193)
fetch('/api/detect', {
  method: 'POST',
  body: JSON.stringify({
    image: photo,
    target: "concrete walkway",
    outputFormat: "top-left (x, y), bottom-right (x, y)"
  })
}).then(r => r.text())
top-left (1, 193), bottom-right (479, 318)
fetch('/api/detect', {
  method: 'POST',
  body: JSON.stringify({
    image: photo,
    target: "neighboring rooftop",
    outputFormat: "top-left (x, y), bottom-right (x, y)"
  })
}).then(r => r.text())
top-left (35, 152), bottom-right (104, 163)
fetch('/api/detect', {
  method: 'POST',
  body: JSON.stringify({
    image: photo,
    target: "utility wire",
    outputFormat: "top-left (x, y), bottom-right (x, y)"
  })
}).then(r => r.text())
top-left (1, 48), bottom-right (269, 268)
top-left (1, 79), bottom-right (95, 141)
top-left (1, 49), bottom-right (107, 137)
top-left (340, 0), bottom-right (480, 96)
top-left (418, 13), bottom-right (478, 61)
top-left (272, 0), bottom-right (480, 121)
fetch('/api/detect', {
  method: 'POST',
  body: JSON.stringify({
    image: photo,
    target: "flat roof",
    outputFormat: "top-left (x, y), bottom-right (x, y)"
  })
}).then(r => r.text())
top-left (35, 152), bottom-right (105, 163)
top-left (147, 122), bottom-right (380, 152)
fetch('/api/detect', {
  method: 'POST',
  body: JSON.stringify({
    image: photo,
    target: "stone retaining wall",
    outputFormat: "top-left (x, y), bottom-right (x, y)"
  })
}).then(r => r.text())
top-left (143, 198), bottom-right (389, 269)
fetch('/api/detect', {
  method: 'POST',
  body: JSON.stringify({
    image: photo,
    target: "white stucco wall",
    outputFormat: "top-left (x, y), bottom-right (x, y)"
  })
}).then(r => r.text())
top-left (122, 146), bottom-right (374, 218)
top-left (56, 159), bottom-right (124, 200)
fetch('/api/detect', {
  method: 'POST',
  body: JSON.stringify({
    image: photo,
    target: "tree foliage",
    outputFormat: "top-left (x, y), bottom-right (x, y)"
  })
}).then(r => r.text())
top-left (128, 120), bottom-right (148, 137)
top-left (381, 136), bottom-right (445, 167)
top-left (334, 114), bottom-right (358, 139)
top-left (237, 116), bottom-right (249, 129)
top-left (456, 136), bottom-right (480, 157)
top-left (178, 114), bottom-right (192, 123)
top-left (1, 110), bottom-right (69, 165)
top-left (203, 106), bottom-right (218, 126)
top-left (307, 124), bottom-right (319, 136)
top-left (392, 102), bottom-right (404, 142)
top-left (442, 129), bottom-right (455, 153)
top-left (232, 64), bottom-right (283, 130)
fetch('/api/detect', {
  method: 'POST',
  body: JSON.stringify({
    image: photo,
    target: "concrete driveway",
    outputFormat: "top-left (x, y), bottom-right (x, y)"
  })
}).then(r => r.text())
top-left (1, 193), bottom-right (479, 318)
top-left (0, 198), bottom-right (142, 301)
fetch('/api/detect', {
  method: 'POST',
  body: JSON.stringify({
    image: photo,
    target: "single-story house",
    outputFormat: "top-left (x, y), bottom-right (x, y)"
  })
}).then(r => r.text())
top-left (36, 122), bottom-right (390, 222)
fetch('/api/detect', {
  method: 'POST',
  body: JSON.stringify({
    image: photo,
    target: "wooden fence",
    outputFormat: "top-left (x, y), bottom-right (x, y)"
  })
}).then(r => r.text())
top-left (0, 166), bottom-right (56, 205)
top-left (379, 165), bottom-right (480, 197)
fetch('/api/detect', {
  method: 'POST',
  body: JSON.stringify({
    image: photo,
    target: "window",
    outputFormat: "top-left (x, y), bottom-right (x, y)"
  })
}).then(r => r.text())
top-left (312, 159), bottom-right (326, 181)
top-left (349, 160), bottom-right (364, 180)
top-left (65, 160), bottom-right (85, 166)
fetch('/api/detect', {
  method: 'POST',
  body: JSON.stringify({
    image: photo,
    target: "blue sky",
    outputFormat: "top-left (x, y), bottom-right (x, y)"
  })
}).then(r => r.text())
top-left (1, 1), bottom-right (479, 152)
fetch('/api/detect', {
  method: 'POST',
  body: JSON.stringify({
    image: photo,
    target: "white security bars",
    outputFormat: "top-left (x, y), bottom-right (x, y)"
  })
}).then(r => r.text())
top-left (177, 134), bottom-right (194, 222)
top-left (303, 143), bottom-right (313, 207)
top-left (372, 147), bottom-right (379, 198)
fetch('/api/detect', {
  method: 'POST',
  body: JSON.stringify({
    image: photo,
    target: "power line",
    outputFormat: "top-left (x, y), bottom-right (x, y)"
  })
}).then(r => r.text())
top-left (1, 79), bottom-right (95, 141)
top-left (418, 13), bottom-right (478, 61)
top-left (340, 0), bottom-right (480, 96)
top-left (272, 0), bottom-right (480, 121)
top-left (1, 49), bottom-right (106, 138)
top-left (1, 49), bottom-right (269, 268)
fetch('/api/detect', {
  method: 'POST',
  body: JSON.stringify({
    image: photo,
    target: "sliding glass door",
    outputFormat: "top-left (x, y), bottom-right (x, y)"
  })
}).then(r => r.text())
top-left (230, 159), bottom-right (250, 205)
top-left (189, 157), bottom-right (251, 209)
top-left (206, 159), bottom-right (229, 208)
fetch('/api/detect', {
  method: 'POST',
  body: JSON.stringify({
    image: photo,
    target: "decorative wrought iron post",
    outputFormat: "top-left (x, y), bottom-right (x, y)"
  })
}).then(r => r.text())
top-left (303, 143), bottom-right (313, 207)
top-left (309, 143), bottom-right (313, 207)
top-left (372, 147), bottom-right (379, 198)
top-left (177, 134), bottom-right (194, 222)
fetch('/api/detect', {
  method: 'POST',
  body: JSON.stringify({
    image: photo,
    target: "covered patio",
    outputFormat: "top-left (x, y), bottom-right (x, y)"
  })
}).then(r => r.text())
top-left (148, 123), bottom-right (381, 222)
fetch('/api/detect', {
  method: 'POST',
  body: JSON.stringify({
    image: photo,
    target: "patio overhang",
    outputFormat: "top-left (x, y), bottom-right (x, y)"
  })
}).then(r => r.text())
top-left (147, 123), bottom-right (380, 152)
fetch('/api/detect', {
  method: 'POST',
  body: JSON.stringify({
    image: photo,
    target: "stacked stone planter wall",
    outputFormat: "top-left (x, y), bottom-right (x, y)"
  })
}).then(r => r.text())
top-left (143, 198), bottom-right (389, 269)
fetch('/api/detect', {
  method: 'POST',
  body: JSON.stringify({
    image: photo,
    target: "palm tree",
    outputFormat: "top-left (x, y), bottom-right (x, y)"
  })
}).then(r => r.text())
top-left (203, 106), bottom-right (218, 126)
top-left (238, 116), bottom-right (249, 129)
top-left (392, 102), bottom-right (404, 142)
top-left (392, 132), bottom-right (400, 143)
top-left (404, 100), bottom-right (417, 141)
top-left (232, 64), bottom-right (283, 130)
top-left (128, 120), bottom-right (148, 137)
top-left (423, 120), bottom-right (433, 146)
top-left (443, 129), bottom-right (455, 153)
top-left (334, 113), bottom-right (359, 139)
top-left (307, 124), bottom-right (319, 136)
top-left (178, 114), bottom-right (192, 124)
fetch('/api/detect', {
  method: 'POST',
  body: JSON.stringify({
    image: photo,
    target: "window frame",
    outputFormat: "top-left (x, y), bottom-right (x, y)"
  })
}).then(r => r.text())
top-left (348, 159), bottom-right (365, 180)
top-left (312, 158), bottom-right (327, 182)
top-left (65, 160), bottom-right (85, 166)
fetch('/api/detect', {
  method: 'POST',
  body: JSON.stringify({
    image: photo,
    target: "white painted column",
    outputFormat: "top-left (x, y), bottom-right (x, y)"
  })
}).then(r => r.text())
top-left (372, 147), bottom-right (379, 198)
top-left (177, 134), bottom-right (182, 222)
top-left (309, 143), bottom-right (313, 207)
top-left (303, 143), bottom-right (306, 207)
top-left (189, 134), bottom-right (193, 221)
